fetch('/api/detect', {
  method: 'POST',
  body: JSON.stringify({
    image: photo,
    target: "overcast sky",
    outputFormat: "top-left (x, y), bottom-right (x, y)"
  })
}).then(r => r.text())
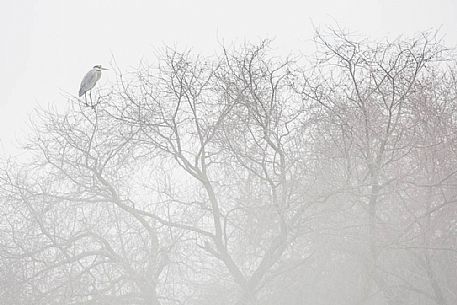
top-left (1, 0), bottom-right (456, 155)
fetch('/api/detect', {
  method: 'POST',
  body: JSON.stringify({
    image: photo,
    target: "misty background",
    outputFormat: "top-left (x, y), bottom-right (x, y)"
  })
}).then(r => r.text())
top-left (1, 0), bottom-right (457, 153)
top-left (1, 1), bottom-right (457, 305)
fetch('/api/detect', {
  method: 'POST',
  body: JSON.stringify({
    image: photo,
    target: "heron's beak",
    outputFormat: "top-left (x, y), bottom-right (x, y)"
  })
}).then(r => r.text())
top-left (101, 67), bottom-right (109, 70)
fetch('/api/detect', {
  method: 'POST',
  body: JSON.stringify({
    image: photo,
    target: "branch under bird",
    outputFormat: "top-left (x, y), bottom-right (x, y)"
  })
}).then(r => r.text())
top-left (79, 65), bottom-right (108, 108)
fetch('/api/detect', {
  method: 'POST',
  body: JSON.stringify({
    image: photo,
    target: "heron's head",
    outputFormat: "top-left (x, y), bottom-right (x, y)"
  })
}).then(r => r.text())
top-left (93, 65), bottom-right (108, 71)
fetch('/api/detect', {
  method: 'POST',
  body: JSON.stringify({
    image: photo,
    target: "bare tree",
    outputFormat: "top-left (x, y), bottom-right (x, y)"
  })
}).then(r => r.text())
top-left (1, 30), bottom-right (456, 305)
top-left (0, 105), bottom-right (171, 304)
top-left (299, 28), bottom-right (454, 305)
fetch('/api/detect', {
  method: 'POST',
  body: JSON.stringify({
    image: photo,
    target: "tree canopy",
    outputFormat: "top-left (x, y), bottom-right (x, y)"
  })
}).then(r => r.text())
top-left (1, 29), bottom-right (456, 305)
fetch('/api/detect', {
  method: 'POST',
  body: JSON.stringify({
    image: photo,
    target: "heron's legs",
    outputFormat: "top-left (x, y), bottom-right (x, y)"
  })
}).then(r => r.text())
top-left (81, 91), bottom-right (97, 110)
top-left (89, 91), bottom-right (93, 107)
top-left (83, 92), bottom-right (92, 108)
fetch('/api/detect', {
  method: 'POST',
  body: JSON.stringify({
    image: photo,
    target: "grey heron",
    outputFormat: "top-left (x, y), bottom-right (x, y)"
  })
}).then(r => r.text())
top-left (79, 65), bottom-right (108, 107)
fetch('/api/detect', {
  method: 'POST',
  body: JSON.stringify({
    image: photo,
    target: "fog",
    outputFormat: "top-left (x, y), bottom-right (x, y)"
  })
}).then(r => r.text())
top-left (1, 1), bottom-right (457, 305)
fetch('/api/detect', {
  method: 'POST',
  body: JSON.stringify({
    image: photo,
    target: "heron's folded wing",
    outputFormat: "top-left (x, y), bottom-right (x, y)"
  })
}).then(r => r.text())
top-left (79, 70), bottom-right (98, 96)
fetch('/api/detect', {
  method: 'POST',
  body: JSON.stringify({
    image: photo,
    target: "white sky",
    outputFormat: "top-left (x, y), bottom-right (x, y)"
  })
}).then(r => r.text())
top-left (1, 0), bottom-right (456, 155)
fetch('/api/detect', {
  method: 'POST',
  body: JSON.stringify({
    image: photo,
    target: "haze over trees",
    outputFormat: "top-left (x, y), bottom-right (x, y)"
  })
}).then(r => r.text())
top-left (1, 29), bottom-right (456, 305)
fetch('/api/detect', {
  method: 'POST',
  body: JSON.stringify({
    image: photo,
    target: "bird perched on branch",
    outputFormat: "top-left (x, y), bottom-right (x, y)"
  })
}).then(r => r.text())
top-left (79, 65), bottom-right (108, 107)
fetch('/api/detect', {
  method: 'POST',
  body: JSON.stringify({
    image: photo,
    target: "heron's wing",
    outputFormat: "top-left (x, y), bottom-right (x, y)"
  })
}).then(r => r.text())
top-left (79, 70), bottom-right (100, 97)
